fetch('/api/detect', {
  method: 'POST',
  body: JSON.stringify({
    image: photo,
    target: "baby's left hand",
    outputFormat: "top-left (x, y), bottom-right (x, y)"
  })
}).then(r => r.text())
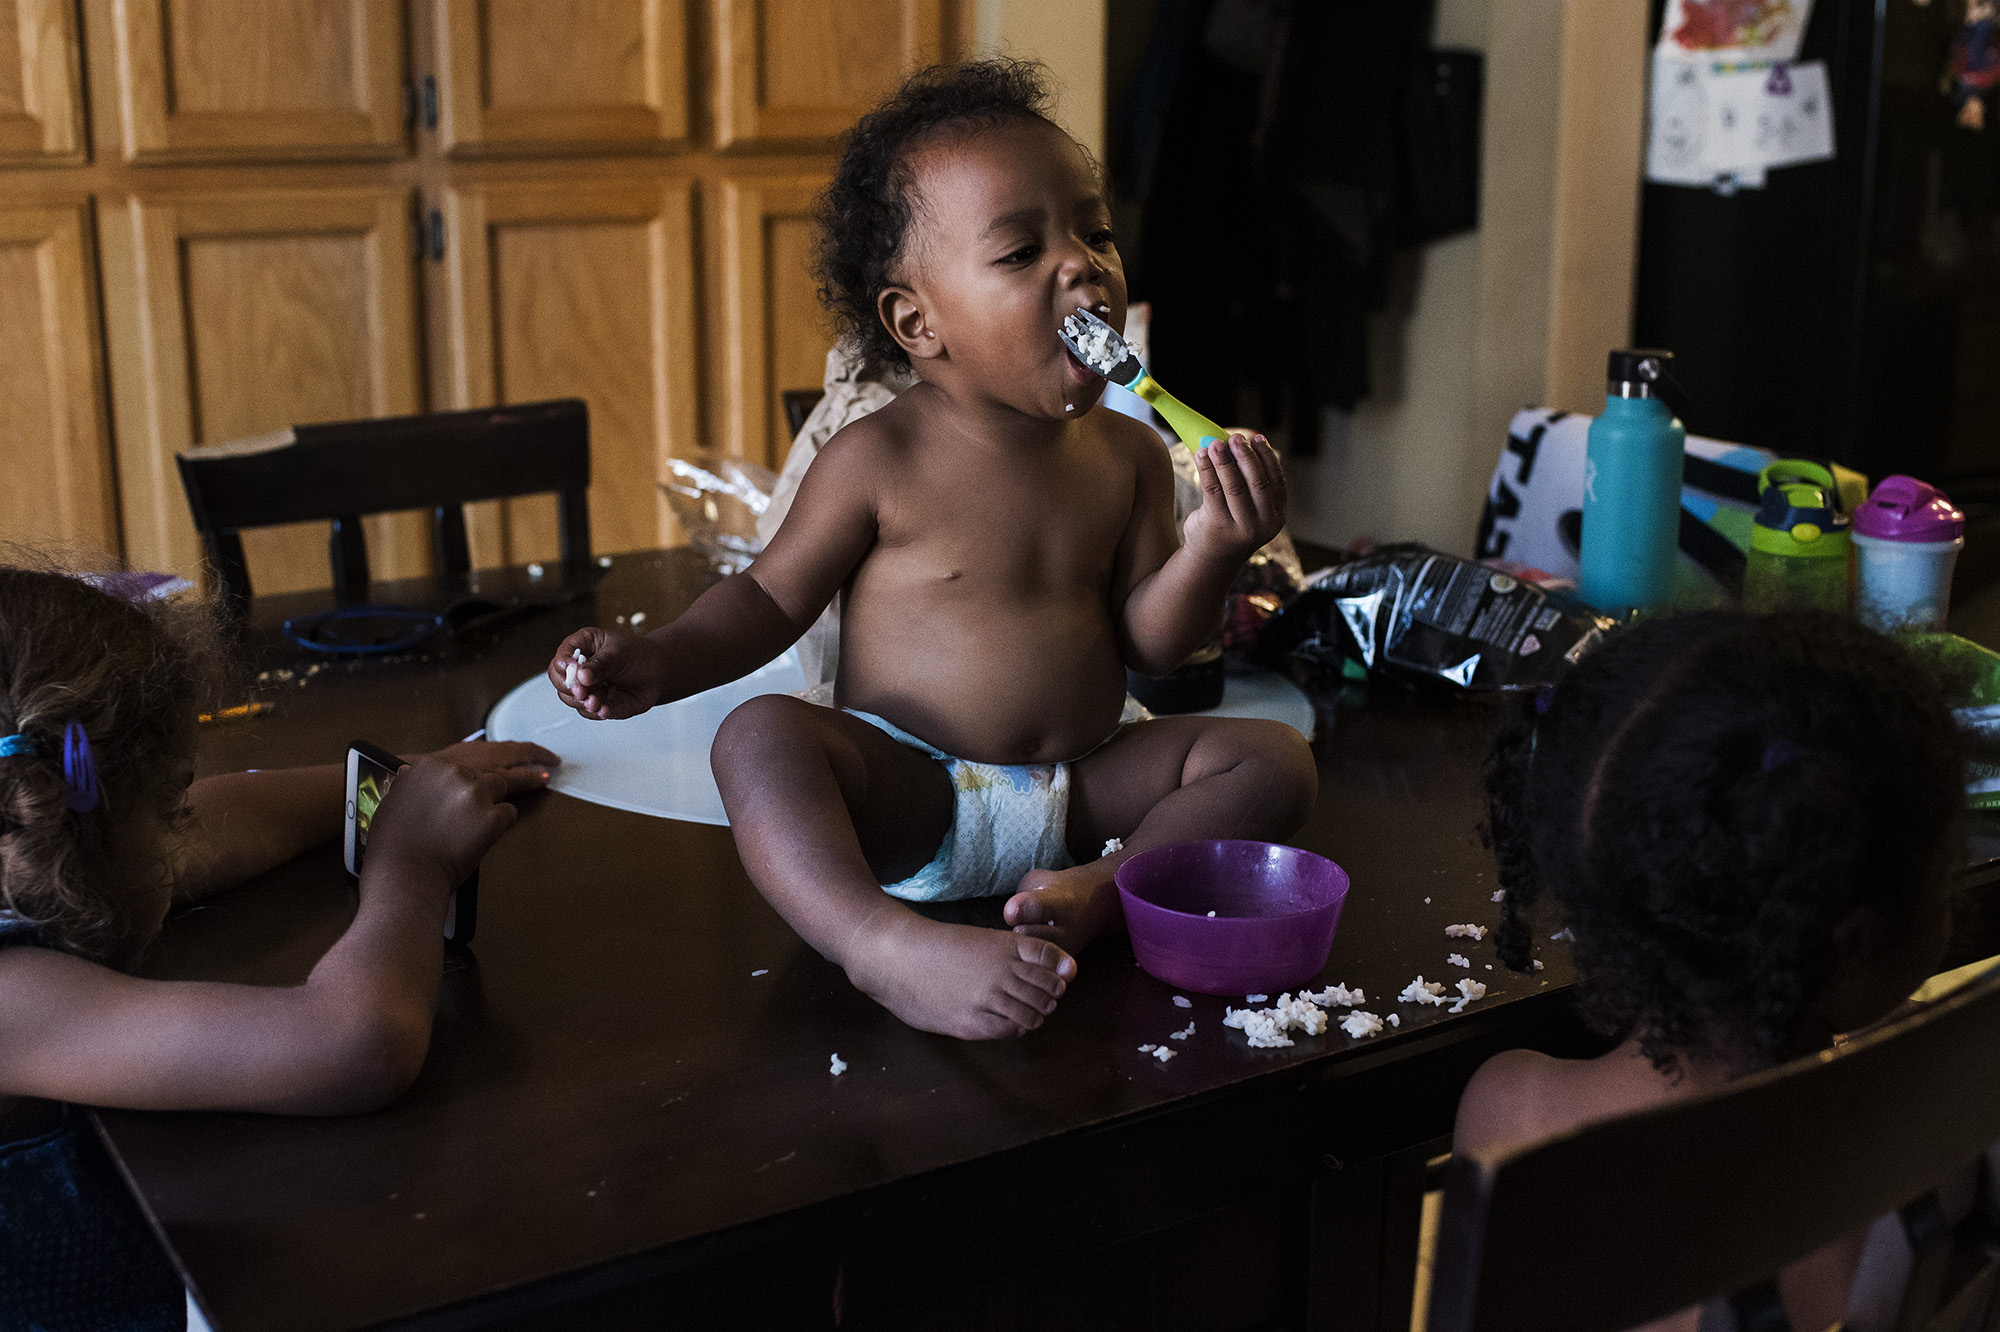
top-left (1182, 433), bottom-right (1286, 564)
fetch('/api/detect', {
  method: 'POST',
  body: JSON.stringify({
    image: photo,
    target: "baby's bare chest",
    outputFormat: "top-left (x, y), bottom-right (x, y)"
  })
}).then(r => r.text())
top-left (871, 465), bottom-right (1133, 590)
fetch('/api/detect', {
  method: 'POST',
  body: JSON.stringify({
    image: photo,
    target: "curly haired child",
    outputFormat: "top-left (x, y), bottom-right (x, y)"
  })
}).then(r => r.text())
top-left (0, 563), bottom-right (558, 1329)
top-left (1457, 611), bottom-right (1972, 1329)
top-left (549, 59), bottom-right (1317, 1040)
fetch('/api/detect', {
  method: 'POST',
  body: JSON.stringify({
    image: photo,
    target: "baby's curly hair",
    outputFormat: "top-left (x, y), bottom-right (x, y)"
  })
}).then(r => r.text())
top-left (815, 58), bottom-right (1069, 373)
top-left (0, 557), bottom-right (226, 967)
top-left (1484, 611), bottom-right (1962, 1076)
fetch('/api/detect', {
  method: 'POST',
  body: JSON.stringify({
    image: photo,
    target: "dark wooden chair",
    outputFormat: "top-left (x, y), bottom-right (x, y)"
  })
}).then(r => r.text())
top-left (781, 388), bottom-right (823, 442)
top-left (175, 399), bottom-right (590, 611)
top-left (1427, 967), bottom-right (2000, 1332)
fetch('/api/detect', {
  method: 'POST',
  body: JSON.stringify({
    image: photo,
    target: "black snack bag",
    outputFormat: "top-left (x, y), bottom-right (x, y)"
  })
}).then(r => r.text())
top-left (1260, 544), bottom-right (1613, 691)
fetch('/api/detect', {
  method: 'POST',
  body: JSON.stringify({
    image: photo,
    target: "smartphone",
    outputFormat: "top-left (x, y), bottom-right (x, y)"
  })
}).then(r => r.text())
top-left (344, 741), bottom-right (478, 947)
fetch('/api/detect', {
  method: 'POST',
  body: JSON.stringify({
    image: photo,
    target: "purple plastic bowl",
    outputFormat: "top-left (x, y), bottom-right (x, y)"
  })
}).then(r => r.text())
top-left (1116, 840), bottom-right (1349, 996)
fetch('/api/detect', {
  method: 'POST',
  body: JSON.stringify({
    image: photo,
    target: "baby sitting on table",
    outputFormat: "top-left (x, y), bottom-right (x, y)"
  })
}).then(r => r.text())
top-left (548, 60), bottom-right (1316, 1040)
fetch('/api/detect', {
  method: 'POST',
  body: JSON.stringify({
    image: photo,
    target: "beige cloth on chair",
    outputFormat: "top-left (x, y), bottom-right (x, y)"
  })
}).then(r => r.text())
top-left (756, 338), bottom-right (916, 692)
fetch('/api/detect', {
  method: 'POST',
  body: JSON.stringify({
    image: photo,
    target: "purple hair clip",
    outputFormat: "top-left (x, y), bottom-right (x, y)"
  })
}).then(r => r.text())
top-left (1760, 739), bottom-right (1803, 774)
top-left (61, 720), bottom-right (99, 813)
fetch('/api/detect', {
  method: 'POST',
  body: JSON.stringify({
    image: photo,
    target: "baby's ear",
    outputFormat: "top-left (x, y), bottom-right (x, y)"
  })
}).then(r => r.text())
top-left (878, 286), bottom-right (943, 362)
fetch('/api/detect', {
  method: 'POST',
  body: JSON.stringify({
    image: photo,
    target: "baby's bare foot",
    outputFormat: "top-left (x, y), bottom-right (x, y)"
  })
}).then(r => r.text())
top-left (844, 911), bottom-right (1076, 1040)
top-left (1004, 864), bottom-right (1124, 953)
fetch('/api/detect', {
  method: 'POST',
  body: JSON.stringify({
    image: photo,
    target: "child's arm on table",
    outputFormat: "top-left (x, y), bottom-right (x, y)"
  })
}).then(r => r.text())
top-left (1114, 431), bottom-right (1286, 675)
top-left (551, 433), bottom-right (879, 719)
top-left (0, 755), bottom-right (543, 1114)
top-left (173, 741), bottom-right (559, 902)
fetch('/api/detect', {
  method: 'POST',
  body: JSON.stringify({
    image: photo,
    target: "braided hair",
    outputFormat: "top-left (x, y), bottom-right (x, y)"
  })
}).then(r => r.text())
top-left (1484, 611), bottom-right (1962, 1075)
top-left (0, 560), bottom-right (224, 965)
top-left (814, 58), bottom-right (1080, 373)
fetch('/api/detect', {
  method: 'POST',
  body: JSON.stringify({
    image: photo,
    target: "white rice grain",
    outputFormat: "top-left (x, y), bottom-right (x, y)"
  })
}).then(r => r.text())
top-left (1399, 976), bottom-right (1448, 1006)
top-left (1339, 1011), bottom-right (1384, 1039)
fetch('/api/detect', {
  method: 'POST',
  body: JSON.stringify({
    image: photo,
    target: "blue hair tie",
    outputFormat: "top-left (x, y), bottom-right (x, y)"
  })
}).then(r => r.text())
top-left (61, 720), bottom-right (98, 813)
top-left (0, 734), bottom-right (36, 758)
top-left (1534, 686), bottom-right (1555, 716)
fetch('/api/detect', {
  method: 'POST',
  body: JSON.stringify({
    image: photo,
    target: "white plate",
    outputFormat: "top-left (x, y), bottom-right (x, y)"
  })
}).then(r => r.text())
top-left (488, 653), bottom-right (1315, 826)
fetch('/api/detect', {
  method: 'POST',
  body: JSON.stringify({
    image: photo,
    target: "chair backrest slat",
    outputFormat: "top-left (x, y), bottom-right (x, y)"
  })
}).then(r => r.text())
top-left (176, 399), bottom-right (589, 607)
top-left (1428, 969), bottom-right (2000, 1332)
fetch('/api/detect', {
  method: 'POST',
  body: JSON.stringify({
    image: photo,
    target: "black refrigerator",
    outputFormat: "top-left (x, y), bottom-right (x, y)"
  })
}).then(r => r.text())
top-left (1634, 0), bottom-right (2000, 503)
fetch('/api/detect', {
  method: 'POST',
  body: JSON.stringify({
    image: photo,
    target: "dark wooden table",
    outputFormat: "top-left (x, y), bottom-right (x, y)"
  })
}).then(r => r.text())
top-left (97, 549), bottom-right (1607, 1332)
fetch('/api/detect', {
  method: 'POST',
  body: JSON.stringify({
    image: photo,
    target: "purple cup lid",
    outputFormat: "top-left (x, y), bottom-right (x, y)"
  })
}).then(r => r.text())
top-left (1854, 475), bottom-right (1964, 541)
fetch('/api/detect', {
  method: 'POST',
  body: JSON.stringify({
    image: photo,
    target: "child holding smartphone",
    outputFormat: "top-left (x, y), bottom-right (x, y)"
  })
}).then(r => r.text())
top-left (0, 562), bottom-right (557, 1327)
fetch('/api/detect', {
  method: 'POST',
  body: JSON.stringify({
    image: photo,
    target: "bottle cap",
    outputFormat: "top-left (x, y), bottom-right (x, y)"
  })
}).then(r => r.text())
top-left (1607, 349), bottom-right (1673, 385)
top-left (1605, 349), bottom-right (1688, 417)
top-left (1853, 475), bottom-right (1964, 542)
top-left (1751, 460), bottom-right (1850, 558)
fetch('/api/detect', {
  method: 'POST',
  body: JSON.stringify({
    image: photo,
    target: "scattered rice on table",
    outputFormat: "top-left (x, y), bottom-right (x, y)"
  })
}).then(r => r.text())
top-left (1339, 1011), bottom-right (1384, 1039)
top-left (1399, 976), bottom-right (1448, 1006)
top-left (1445, 923), bottom-right (1487, 940)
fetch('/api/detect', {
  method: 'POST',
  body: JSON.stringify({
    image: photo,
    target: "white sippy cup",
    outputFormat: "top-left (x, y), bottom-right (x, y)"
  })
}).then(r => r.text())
top-left (1852, 475), bottom-right (1965, 632)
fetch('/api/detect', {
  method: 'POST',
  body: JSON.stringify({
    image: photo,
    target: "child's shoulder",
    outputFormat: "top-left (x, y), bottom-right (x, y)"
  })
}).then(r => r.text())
top-left (1455, 1039), bottom-right (1695, 1157)
top-left (1455, 1044), bottom-right (1659, 1156)
top-left (1084, 407), bottom-right (1180, 492)
top-left (1454, 1046), bottom-right (1572, 1155)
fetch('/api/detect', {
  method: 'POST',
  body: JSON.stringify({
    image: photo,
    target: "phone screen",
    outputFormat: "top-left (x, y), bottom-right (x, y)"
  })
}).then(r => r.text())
top-left (351, 751), bottom-right (396, 867)
top-left (345, 741), bottom-right (478, 946)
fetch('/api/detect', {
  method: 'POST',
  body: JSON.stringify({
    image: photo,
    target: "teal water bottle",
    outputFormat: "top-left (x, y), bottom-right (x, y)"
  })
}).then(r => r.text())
top-left (1579, 350), bottom-right (1687, 616)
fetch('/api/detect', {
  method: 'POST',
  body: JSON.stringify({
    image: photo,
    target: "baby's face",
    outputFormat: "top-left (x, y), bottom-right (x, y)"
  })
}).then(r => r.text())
top-left (894, 117), bottom-right (1127, 420)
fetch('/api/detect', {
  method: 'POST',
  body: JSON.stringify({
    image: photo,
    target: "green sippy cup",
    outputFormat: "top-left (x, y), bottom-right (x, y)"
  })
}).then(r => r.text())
top-left (1743, 460), bottom-right (1852, 614)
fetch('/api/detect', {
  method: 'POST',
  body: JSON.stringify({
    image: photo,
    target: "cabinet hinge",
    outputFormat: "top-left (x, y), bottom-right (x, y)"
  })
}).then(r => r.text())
top-left (426, 209), bottom-right (445, 262)
top-left (421, 75), bottom-right (439, 131)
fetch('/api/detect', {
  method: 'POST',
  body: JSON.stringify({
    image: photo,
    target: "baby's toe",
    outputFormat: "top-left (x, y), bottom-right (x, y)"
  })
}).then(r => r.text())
top-left (1004, 880), bottom-right (1060, 924)
top-left (1004, 968), bottom-right (1064, 1013)
top-left (1014, 934), bottom-right (1077, 981)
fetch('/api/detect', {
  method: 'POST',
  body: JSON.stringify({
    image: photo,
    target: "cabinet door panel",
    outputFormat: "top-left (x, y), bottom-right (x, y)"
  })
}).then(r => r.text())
top-left (433, 0), bottom-right (689, 157)
top-left (435, 181), bottom-right (698, 566)
top-left (715, 176), bottom-right (833, 469)
top-left (91, 0), bottom-right (405, 162)
top-left (713, 0), bottom-right (942, 147)
top-left (0, 0), bottom-right (83, 162)
top-left (99, 190), bottom-right (424, 592)
top-left (0, 204), bottom-right (115, 552)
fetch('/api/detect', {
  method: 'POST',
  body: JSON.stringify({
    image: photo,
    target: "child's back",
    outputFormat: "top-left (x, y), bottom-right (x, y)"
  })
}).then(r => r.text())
top-left (1458, 611), bottom-right (1969, 1329)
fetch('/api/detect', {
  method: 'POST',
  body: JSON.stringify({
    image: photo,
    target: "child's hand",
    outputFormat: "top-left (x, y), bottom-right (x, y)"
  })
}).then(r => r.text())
top-left (548, 628), bottom-right (668, 720)
top-left (424, 738), bottom-right (561, 777)
top-left (1181, 433), bottom-right (1286, 566)
top-left (365, 754), bottom-right (543, 889)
